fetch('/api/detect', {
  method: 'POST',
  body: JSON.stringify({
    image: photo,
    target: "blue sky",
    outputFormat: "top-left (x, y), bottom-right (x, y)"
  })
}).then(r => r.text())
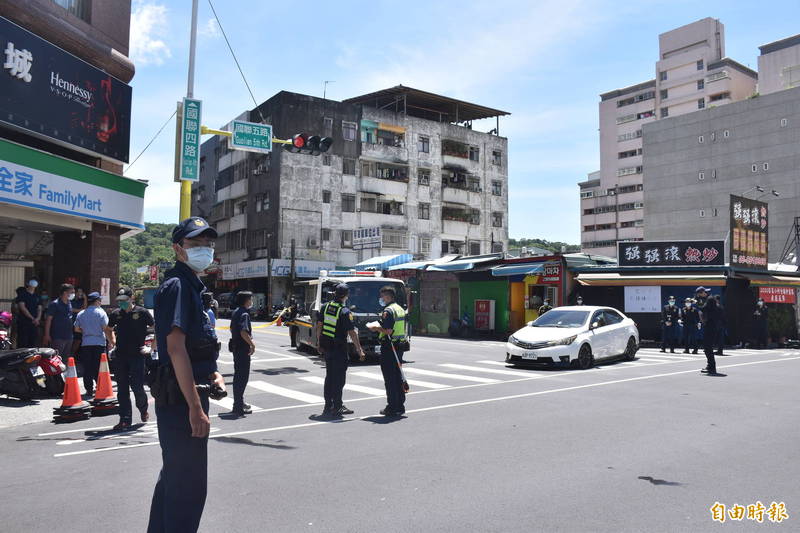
top-left (125, 0), bottom-right (800, 243)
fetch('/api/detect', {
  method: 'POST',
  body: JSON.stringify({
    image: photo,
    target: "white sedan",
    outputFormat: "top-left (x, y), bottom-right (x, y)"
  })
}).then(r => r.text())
top-left (505, 306), bottom-right (639, 369)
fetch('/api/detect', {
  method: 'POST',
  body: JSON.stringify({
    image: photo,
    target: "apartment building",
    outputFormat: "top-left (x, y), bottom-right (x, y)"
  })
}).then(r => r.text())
top-left (193, 86), bottom-right (509, 301)
top-left (579, 18), bottom-right (757, 257)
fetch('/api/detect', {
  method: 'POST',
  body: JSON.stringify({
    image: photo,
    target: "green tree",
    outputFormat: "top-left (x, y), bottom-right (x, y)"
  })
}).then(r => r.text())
top-left (119, 223), bottom-right (175, 287)
top-left (508, 238), bottom-right (580, 254)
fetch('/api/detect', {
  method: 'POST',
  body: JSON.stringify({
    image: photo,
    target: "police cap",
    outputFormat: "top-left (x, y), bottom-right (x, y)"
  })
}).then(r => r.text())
top-left (116, 286), bottom-right (133, 301)
top-left (87, 291), bottom-right (101, 303)
top-left (172, 217), bottom-right (218, 244)
top-left (335, 283), bottom-right (349, 297)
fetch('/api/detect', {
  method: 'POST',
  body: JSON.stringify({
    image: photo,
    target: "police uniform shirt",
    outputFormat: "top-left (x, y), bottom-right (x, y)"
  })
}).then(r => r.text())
top-left (74, 306), bottom-right (109, 347)
top-left (154, 261), bottom-right (218, 380)
top-left (47, 298), bottom-right (74, 340)
top-left (110, 305), bottom-right (154, 355)
top-left (230, 307), bottom-right (252, 350)
top-left (317, 302), bottom-right (355, 346)
top-left (378, 306), bottom-right (397, 342)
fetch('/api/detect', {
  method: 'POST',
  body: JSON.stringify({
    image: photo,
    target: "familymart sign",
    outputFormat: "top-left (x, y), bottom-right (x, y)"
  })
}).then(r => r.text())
top-left (0, 139), bottom-right (145, 229)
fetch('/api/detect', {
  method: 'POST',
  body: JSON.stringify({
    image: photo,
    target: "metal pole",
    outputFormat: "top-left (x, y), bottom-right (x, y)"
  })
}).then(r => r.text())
top-left (179, 0), bottom-right (199, 221)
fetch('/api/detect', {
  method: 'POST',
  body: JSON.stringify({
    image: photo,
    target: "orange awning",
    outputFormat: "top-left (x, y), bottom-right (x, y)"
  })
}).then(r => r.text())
top-left (577, 273), bottom-right (727, 287)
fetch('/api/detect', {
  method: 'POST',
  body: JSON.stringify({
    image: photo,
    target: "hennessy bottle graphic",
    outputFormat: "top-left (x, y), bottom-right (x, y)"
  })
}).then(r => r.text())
top-left (96, 77), bottom-right (117, 143)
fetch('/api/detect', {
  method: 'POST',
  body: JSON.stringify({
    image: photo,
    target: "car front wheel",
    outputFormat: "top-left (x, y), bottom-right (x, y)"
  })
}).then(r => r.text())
top-left (624, 337), bottom-right (638, 361)
top-left (574, 344), bottom-right (594, 370)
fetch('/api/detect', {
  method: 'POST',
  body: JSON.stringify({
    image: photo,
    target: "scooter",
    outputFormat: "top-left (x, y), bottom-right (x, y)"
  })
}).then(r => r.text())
top-left (0, 311), bottom-right (12, 350)
top-left (0, 348), bottom-right (54, 401)
top-left (38, 349), bottom-right (66, 397)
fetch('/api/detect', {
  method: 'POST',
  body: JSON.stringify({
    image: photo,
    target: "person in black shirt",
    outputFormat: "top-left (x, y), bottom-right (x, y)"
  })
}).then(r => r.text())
top-left (660, 296), bottom-right (679, 353)
top-left (696, 287), bottom-right (721, 375)
top-left (15, 279), bottom-right (42, 348)
top-left (753, 298), bottom-right (769, 349)
top-left (680, 298), bottom-right (700, 354)
top-left (230, 291), bottom-right (255, 416)
top-left (109, 287), bottom-right (155, 431)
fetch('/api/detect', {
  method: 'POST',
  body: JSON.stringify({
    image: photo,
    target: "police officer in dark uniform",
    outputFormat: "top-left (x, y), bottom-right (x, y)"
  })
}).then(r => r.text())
top-left (230, 291), bottom-right (255, 416)
top-left (315, 284), bottom-right (365, 417)
top-left (109, 287), bottom-right (154, 431)
top-left (753, 298), bottom-right (769, 349)
top-left (695, 286), bottom-right (721, 375)
top-left (660, 296), bottom-right (680, 353)
top-left (284, 297), bottom-right (299, 348)
top-left (538, 299), bottom-right (553, 316)
top-left (369, 286), bottom-right (408, 416)
top-left (680, 297), bottom-right (700, 354)
top-left (148, 217), bottom-right (225, 533)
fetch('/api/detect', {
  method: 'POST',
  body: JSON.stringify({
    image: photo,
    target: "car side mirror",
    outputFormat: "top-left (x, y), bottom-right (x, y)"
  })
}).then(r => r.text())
top-left (590, 321), bottom-right (600, 330)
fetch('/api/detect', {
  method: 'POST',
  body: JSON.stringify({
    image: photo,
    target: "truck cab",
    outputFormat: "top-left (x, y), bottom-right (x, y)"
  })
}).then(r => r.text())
top-left (291, 270), bottom-right (409, 360)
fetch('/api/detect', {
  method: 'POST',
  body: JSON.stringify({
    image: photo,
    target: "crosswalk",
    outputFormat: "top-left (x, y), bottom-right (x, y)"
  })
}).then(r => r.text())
top-left (203, 347), bottom-right (781, 415)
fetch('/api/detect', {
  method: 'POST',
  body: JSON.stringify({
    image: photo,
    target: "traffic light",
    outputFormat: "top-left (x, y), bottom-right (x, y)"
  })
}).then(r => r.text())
top-left (283, 133), bottom-right (333, 155)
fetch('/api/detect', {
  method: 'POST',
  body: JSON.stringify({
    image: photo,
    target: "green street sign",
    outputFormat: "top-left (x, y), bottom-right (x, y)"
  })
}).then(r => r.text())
top-left (179, 98), bottom-right (202, 181)
top-left (231, 120), bottom-right (272, 153)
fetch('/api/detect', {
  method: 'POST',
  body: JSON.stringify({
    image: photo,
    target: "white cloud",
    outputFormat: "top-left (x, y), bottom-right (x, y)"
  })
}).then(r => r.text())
top-left (129, 1), bottom-right (172, 66)
top-left (199, 18), bottom-right (221, 39)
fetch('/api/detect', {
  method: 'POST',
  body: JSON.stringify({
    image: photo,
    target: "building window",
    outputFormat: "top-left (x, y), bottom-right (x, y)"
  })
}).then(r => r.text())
top-left (699, 171), bottom-right (705, 181)
top-left (659, 71), bottom-right (667, 81)
top-left (699, 135), bottom-right (704, 143)
top-left (637, 110), bottom-right (655, 120)
top-left (709, 92), bottom-right (730, 103)
top-left (322, 190), bottom-right (331, 204)
top-left (341, 194), bottom-right (355, 212)
top-left (343, 158), bottom-right (356, 175)
top-left (321, 229), bottom-right (330, 242)
top-left (617, 166), bottom-right (642, 177)
top-left (52, 0), bottom-right (90, 21)
top-left (763, 162), bottom-right (769, 171)
top-left (618, 130), bottom-right (642, 142)
top-left (580, 190), bottom-right (595, 199)
top-left (492, 212), bottom-right (503, 228)
top-left (417, 135), bottom-right (430, 153)
top-left (492, 180), bottom-right (502, 196)
top-left (697, 59), bottom-right (704, 70)
top-left (470, 209), bottom-right (481, 225)
top-left (492, 150), bottom-right (502, 165)
top-left (723, 129), bottom-right (730, 138)
top-left (707, 71), bottom-right (729, 83)
top-left (660, 89), bottom-right (668, 100)
top-left (618, 148), bottom-right (642, 159)
top-left (420, 237), bottom-right (431, 255)
top-left (342, 121), bottom-right (357, 141)
top-left (469, 241), bottom-right (481, 255)
top-left (780, 118), bottom-right (788, 127)
top-left (418, 169), bottom-right (430, 186)
top-left (584, 225), bottom-right (595, 232)
top-left (323, 117), bottom-right (333, 136)
top-left (491, 242), bottom-right (503, 253)
top-left (697, 79), bottom-right (705, 90)
top-left (698, 98), bottom-right (705, 109)
top-left (254, 193), bottom-right (269, 212)
top-left (418, 202), bottom-right (430, 220)
top-left (660, 107), bottom-right (669, 118)
top-left (341, 230), bottom-right (353, 248)
top-left (382, 230), bottom-right (408, 249)
top-left (322, 154), bottom-right (331, 166)
top-left (468, 146), bottom-right (480, 162)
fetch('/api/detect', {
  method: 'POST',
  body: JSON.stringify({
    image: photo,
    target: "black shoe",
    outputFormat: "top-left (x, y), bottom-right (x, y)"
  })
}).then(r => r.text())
top-left (380, 408), bottom-right (405, 416)
top-left (670, 349), bottom-right (675, 353)
top-left (335, 406), bottom-right (354, 415)
top-left (112, 421), bottom-right (132, 431)
top-left (660, 349), bottom-right (666, 353)
top-left (692, 350), bottom-right (698, 355)
top-left (683, 350), bottom-right (689, 354)
top-left (700, 368), bottom-right (710, 374)
top-left (231, 405), bottom-right (252, 416)
top-left (715, 352), bottom-right (724, 356)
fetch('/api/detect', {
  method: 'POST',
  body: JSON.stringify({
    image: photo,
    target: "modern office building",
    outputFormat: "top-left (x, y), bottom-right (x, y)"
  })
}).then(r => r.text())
top-left (192, 86), bottom-right (509, 302)
top-left (0, 0), bottom-right (143, 309)
top-left (579, 18), bottom-right (757, 257)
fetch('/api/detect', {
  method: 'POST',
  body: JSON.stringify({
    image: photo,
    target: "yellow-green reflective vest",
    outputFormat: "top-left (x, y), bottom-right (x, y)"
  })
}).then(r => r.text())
top-left (380, 303), bottom-right (406, 341)
top-left (322, 301), bottom-right (342, 339)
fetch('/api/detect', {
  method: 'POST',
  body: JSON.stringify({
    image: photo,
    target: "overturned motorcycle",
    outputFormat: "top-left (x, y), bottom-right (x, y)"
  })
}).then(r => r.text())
top-left (0, 348), bottom-right (66, 401)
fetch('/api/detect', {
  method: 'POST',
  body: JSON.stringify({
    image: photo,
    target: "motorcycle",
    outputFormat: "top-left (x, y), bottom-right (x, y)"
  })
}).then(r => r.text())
top-left (38, 349), bottom-right (66, 396)
top-left (0, 311), bottom-right (12, 350)
top-left (0, 348), bottom-right (58, 401)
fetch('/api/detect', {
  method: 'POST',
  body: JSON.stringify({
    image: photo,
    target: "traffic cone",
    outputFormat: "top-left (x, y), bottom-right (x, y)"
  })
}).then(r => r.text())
top-left (91, 353), bottom-right (118, 416)
top-left (52, 357), bottom-right (91, 423)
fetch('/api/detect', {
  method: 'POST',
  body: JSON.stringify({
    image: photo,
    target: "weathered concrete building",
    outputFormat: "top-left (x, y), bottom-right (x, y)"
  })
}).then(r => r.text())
top-left (193, 87), bottom-right (509, 303)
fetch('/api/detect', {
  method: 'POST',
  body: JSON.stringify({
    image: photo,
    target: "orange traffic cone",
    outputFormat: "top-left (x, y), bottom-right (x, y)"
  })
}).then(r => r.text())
top-left (52, 357), bottom-right (91, 423)
top-left (91, 353), bottom-right (118, 416)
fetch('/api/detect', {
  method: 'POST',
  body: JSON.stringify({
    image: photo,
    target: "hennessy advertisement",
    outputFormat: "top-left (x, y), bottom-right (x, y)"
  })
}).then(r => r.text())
top-left (729, 194), bottom-right (768, 270)
top-left (0, 17), bottom-right (131, 163)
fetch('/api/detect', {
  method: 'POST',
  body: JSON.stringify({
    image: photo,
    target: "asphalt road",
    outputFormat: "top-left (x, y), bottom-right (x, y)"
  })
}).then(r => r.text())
top-left (1, 320), bottom-right (798, 532)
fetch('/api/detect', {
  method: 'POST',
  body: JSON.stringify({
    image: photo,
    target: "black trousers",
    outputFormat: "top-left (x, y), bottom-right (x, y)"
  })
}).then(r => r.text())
top-left (78, 345), bottom-right (104, 393)
top-left (324, 347), bottom-right (348, 410)
top-left (755, 323), bottom-right (768, 348)
top-left (116, 351), bottom-right (148, 423)
top-left (232, 348), bottom-right (251, 409)
top-left (661, 325), bottom-right (678, 351)
top-left (380, 343), bottom-right (405, 413)
top-left (289, 326), bottom-right (298, 348)
top-left (703, 327), bottom-right (717, 373)
top-left (16, 321), bottom-right (38, 348)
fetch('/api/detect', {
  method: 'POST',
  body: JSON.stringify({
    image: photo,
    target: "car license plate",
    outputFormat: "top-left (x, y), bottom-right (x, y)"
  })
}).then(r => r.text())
top-left (521, 352), bottom-right (537, 360)
top-left (30, 366), bottom-right (44, 377)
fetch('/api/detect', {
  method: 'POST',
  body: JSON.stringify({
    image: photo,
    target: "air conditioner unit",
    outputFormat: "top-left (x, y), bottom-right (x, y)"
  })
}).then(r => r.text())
top-left (253, 164), bottom-right (267, 175)
top-left (307, 238), bottom-right (318, 247)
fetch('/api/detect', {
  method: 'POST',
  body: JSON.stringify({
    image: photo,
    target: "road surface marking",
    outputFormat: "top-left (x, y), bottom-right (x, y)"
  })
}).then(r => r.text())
top-left (299, 376), bottom-right (386, 396)
top-left (439, 363), bottom-right (541, 377)
top-left (476, 360), bottom-right (516, 366)
top-left (217, 356), bottom-right (304, 365)
top-left (247, 380), bottom-right (324, 404)
top-left (351, 371), bottom-right (449, 389)
top-left (638, 354), bottom-right (692, 360)
top-left (404, 367), bottom-right (500, 383)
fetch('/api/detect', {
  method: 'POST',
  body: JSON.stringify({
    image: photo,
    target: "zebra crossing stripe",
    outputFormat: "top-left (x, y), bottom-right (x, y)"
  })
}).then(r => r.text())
top-left (248, 381), bottom-right (324, 404)
top-left (404, 367), bottom-right (500, 383)
top-left (299, 376), bottom-right (385, 396)
top-left (351, 371), bottom-right (449, 390)
top-left (439, 363), bottom-right (540, 377)
top-left (476, 360), bottom-right (516, 367)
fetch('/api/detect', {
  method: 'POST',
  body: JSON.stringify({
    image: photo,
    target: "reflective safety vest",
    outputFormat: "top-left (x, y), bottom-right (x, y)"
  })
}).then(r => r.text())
top-left (321, 301), bottom-right (343, 339)
top-left (380, 303), bottom-right (406, 342)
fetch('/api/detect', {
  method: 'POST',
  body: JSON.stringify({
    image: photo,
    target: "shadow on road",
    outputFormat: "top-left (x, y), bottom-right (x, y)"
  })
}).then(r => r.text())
top-left (255, 367), bottom-right (309, 376)
top-left (0, 397), bottom-right (40, 407)
top-left (214, 436), bottom-right (295, 449)
top-left (362, 415), bottom-right (406, 424)
top-left (638, 476), bottom-right (684, 487)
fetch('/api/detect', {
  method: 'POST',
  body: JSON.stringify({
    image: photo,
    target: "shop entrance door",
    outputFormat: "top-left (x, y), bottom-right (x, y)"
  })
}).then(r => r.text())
top-left (449, 288), bottom-right (460, 320)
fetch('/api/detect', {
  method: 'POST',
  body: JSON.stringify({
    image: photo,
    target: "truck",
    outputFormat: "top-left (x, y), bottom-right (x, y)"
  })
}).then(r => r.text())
top-left (289, 270), bottom-right (410, 361)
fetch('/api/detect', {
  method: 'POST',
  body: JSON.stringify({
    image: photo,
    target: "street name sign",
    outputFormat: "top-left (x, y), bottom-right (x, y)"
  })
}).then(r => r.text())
top-left (231, 120), bottom-right (272, 153)
top-left (179, 98), bottom-right (202, 181)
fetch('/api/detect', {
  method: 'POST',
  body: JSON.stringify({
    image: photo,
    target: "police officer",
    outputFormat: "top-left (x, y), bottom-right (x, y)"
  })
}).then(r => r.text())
top-left (753, 298), bottom-right (769, 349)
top-left (538, 298), bottom-right (553, 316)
top-left (109, 287), bottom-right (154, 431)
top-left (148, 217), bottom-right (225, 533)
top-left (680, 297), bottom-right (700, 354)
top-left (660, 296), bottom-right (680, 353)
top-left (315, 284), bottom-right (365, 417)
top-left (202, 292), bottom-right (217, 328)
top-left (695, 286), bottom-right (721, 375)
top-left (575, 295), bottom-right (584, 306)
top-left (369, 286), bottom-right (407, 416)
top-left (230, 291), bottom-right (255, 416)
top-left (285, 297), bottom-right (299, 348)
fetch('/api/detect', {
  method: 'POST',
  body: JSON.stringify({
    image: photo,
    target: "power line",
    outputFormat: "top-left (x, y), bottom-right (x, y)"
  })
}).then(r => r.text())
top-left (207, 0), bottom-right (267, 124)
top-left (125, 109), bottom-right (177, 174)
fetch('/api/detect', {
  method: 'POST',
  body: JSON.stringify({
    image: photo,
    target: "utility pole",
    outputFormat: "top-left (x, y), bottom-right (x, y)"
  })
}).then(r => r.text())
top-left (179, 0), bottom-right (199, 221)
top-left (290, 238), bottom-right (296, 291)
top-left (266, 232), bottom-right (273, 309)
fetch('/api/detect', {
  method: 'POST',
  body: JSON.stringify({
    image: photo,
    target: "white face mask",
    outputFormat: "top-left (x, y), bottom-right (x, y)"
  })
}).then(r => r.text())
top-left (378, 298), bottom-right (386, 307)
top-left (757, 301), bottom-right (763, 307)
top-left (185, 246), bottom-right (214, 272)
top-left (685, 302), bottom-right (691, 308)
top-left (28, 281), bottom-right (38, 288)
top-left (668, 300), bottom-right (675, 306)
top-left (68, 293), bottom-right (76, 301)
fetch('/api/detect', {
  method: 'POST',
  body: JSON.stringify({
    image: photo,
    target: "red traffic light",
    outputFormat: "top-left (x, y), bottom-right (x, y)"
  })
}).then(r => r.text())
top-left (283, 133), bottom-right (331, 155)
top-left (292, 133), bottom-right (307, 148)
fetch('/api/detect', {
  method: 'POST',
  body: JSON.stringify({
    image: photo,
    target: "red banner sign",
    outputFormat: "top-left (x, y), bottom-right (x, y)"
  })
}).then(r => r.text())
top-left (759, 287), bottom-right (796, 304)
top-left (149, 265), bottom-right (159, 282)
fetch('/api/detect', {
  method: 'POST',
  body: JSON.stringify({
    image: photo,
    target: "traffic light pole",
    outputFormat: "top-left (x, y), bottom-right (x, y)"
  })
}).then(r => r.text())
top-left (179, 0), bottom-right (199, 222)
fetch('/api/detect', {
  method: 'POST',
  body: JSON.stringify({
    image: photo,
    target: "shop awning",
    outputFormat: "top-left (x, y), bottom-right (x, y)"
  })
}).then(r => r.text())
top-left (360, 119), bottom-right (378, 129)
top-left (387, 255), bottom-right (460, 271)
top-left (491, 264), bottom-right (545, 277)
top-left (355, 254), bottom-right (413, 270)
top-left (743, 274), bottom-right (800, 287)
top-left (378, 123), bottom-right (406, 134)
top-left (576, 273), bottom-right (727, 287)
top-left (428, 255), bottom-right (502, 272)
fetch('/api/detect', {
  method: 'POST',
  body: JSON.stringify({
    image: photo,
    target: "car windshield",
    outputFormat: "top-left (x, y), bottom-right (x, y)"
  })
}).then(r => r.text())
top-left (323, 281), bottom-right (407, 315)
top-left (530, 309), bottom-right (589, 328)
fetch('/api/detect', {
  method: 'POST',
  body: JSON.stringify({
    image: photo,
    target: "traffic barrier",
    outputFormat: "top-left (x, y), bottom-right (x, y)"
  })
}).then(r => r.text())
top-left (90, 353), bottom-right (118, 416)
top-left (52, 357), bottom-right (91, 423)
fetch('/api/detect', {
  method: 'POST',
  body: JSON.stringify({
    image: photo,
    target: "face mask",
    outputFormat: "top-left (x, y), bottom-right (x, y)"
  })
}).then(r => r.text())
top-left (757, 301), bottom-right (763, 307)
top-left (576, 299), bottom-right (583, 305)
top-left (41, 295), bottom-right (49, 302)
top-left (668, 300), bottom-right (675, 306)
top-left (685, 302), bottom-right (691, 308)
top-left (378, 298), bottom-right (386, 307)
top-left (68, 293), bottom-right (75, 301)
top-left (184, 246), bottom-right (214, 272)
top-left (119, 301), bottom-right (130, 311)
top-left (28, 281), bottom-right (38, 288)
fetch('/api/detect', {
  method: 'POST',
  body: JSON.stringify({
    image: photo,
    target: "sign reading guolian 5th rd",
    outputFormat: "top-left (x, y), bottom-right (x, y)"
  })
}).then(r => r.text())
top-left (231, 120), bottom-right (272, 153)
top-left (179, 98), bottom-right (202, 181)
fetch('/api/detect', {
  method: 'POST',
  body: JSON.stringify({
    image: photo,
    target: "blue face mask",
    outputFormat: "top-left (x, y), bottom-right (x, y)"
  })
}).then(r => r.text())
top-left (184, 246), bottom-right (214, 272)
top-left (378, 298), bottom-right (386, 307)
